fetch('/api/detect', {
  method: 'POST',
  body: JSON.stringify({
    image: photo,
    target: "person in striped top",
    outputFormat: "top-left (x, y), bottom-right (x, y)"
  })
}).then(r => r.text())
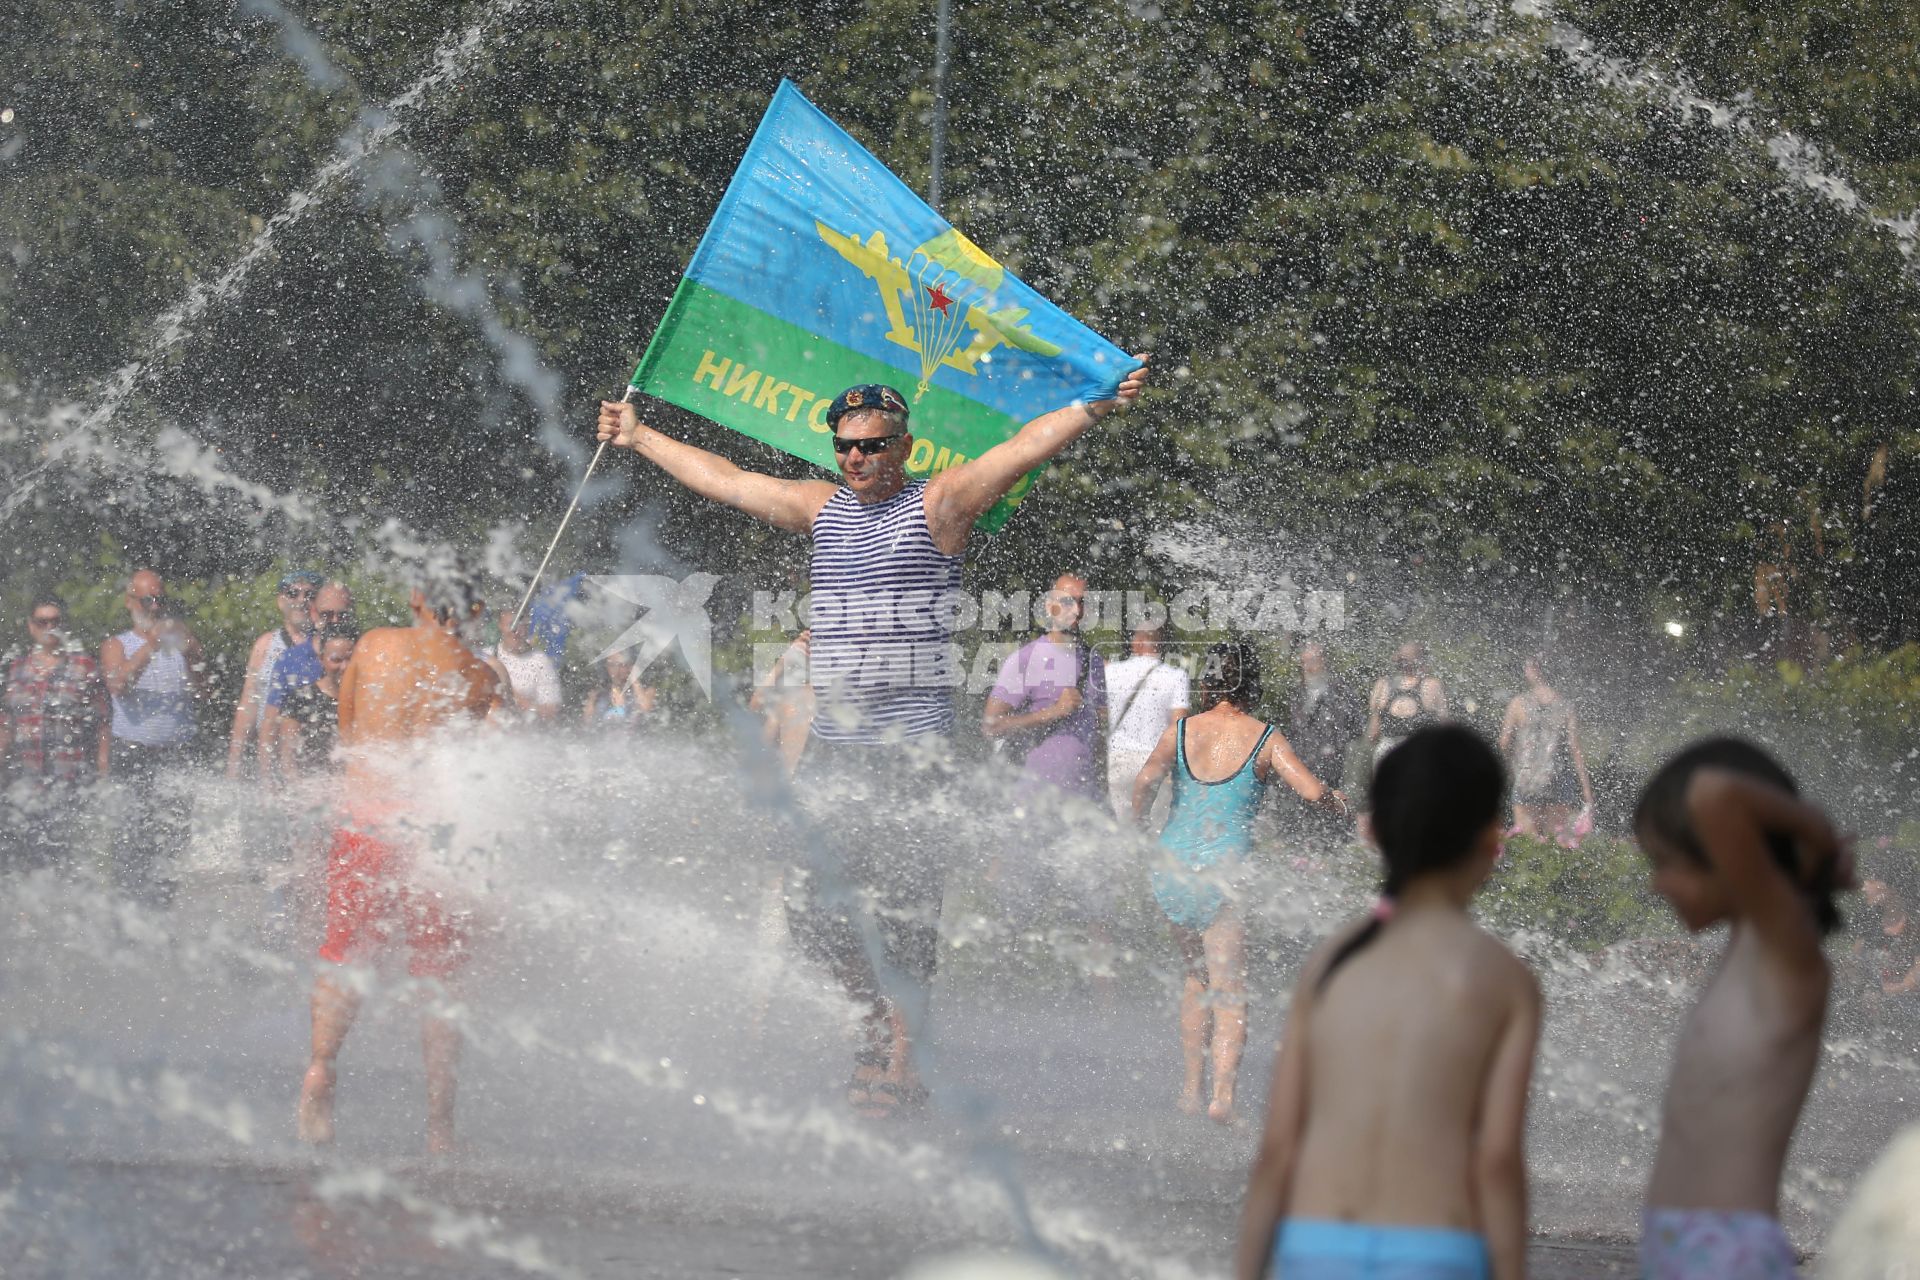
top-left (597, 357), bottom-right (1149, 1116)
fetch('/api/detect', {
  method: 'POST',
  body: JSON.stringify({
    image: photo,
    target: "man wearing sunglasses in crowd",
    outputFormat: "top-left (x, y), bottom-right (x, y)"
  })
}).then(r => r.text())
top-left (259, 581), bottom-right (356, 781)
top-left (226, 571), bottom-right (323, 779)
top-left (0, 592), bottom-right (109, 872)
top-left (100, 569), bottom-right (208, 904)
top-left (596, 356), bottom-right (1148, 1117)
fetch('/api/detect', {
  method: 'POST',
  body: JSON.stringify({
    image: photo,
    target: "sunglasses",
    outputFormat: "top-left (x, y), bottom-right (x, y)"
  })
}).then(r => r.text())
top-left (29, 614), bottom-right (62, 627)
top-left (831, 433), bottom-right (905, 456)
top-left (135, 595), bottom-right (163, 608)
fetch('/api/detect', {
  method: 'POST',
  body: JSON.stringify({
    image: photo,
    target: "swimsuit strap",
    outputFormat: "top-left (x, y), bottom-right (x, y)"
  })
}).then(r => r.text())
top-left (1182, 719), bottom-right (1274, 785)
top-left (1174, 717), bottom-right (1188, 774)
top-left (1249, 722), bottom-right (1276, 780)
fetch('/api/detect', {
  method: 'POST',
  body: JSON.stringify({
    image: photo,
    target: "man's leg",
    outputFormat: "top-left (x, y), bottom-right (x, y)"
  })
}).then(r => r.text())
top-left (146, 747), bottom-right (191, 905)
top-left (404, 874), bottom-right (470, 1155)
top-left (1107, 753), bottom-right (1140, 823)
top-left (298, 972), bottom-right (360, 1144)
top-left (110, 743), bottom-right (160, 898)
top-left (784, 738), bottom-right (893, 1102)
top-left (0, 795), bottom-right (32, 876)
top-left (36, 791), bottom-right (83, 871)
top-left (874, 854), bottom-right (946, 1095)
top-left (422, 1014), bottom-right (460, 1155)
top-left (1203, 910), bottom-right (1248, 1124)
top-left (1173, 924), bottom-right (1207, 1115)
top-left (303, 827), bottom-right (381, 1144)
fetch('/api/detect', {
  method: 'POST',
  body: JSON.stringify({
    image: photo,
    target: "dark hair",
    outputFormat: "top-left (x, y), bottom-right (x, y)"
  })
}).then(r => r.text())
top-left (28, 591), bottom-right (66, 616)
top-left (1318, 725), bottom-right (1507, 993)
top-left (316, 624), bottom-right (360, 647)
top-left (411, 547), bottom-right (486, 631)
top-left (1196, 639), bottom-right (1259, 710)
top-left (1632, 736), bottom-right (1841, 936)
top-left (602, 650), bottom-right (637, 692)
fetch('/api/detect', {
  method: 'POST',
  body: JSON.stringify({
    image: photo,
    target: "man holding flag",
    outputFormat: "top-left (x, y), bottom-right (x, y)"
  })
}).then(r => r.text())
top-left (596, 358), bottom-right (1146, 1114)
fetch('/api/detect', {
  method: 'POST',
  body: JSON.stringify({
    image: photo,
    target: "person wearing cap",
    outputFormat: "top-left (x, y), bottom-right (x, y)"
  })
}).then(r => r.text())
top-left (596, 357), bottom-right (1149, 1117)
top-left (226, 570), bottom-right (322, 778)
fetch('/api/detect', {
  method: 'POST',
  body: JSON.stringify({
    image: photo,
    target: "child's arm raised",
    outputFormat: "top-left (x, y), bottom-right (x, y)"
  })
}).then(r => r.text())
top-left (1474, 965), bottom-right (1542, 1280)
top-left (1234, 956), bottom-right (1320, 1280)
top-left (1687, 768), bottom-right (1845, 964)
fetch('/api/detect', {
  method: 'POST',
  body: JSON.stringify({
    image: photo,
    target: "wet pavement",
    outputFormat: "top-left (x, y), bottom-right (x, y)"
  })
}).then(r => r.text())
top-left (0, 769), bottom-right (1897, 1279)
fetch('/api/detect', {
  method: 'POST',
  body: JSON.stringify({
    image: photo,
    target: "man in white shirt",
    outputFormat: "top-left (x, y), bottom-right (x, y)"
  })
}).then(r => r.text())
top-left (493, 609), bottom-right (562, 721)
top-left (1103, 623), bottom-right (1189, 824)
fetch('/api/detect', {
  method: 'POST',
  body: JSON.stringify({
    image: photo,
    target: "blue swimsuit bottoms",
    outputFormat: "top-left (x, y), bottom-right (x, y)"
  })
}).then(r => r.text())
top-left (1273, 1219), bottom-right (1490, 1280)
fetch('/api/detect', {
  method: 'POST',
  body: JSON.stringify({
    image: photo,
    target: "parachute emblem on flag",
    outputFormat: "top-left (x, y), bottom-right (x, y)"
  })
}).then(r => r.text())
top-left (817, 221), bottom-right (1064, 401)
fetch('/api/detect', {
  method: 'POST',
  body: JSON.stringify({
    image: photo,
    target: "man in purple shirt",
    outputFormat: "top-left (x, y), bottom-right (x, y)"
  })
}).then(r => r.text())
top-left (983, 574), bottom-right (1114, 988)
top-left (983, 573), bottom-right (1108, 796)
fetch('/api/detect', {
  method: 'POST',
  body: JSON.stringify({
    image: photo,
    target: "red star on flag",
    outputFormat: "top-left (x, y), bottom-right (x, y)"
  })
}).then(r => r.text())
top-left (927, 283), bottom-right (954, 313)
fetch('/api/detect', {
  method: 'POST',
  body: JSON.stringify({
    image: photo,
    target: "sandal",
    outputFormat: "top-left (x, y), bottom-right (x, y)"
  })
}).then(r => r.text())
top-left (881, 1078), bottom-right (930, 1113)
top-left (855, 1078), bottom-right (929, 1119)
top-left (847, 1044), bottom-right (891, 1116)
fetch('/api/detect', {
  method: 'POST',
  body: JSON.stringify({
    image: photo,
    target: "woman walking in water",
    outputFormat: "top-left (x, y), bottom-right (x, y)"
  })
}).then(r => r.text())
top-left (1498, 654), bottom-right (1594, 840)
top-left (1236, 725), bottom-right (1539, 1280)
top-left (1131, 641), bottom-right (1347, 1124)
top-left (1366, 641), bottom-right (1447, 763)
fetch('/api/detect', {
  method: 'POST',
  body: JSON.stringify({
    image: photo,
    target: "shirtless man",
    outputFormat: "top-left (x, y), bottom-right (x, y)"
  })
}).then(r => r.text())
top-left (1632, 737), bottom-right (1851, 1279)
top-left (296, 571), bottom-right (499, 1154)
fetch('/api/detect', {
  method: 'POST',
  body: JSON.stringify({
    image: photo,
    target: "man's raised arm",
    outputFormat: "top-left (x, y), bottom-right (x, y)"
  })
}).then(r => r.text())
top-left (598, 401), bottom-right (836, 535)
top-left (924, 355), bottom-right (1149, 548)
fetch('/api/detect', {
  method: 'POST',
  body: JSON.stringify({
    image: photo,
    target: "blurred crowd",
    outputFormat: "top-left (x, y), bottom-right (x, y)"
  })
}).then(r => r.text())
top-left (2, 564), bottom-right (1911, 1049)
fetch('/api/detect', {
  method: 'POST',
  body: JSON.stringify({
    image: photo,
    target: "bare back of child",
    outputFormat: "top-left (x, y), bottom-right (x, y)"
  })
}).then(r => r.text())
top-left (1634, 738), bottom-right (1850, 1279)
top-left (1237, 725), bottom-right (1541, 1280)
top-left (1291, 910), bottom-right (1536, 1231)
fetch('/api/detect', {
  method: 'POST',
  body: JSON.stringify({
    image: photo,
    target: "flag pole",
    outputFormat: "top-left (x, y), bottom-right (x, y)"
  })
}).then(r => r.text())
top-left (511, 384), bottom-right (638, 632)
top-left (929, 0), bottom-right (952, 208)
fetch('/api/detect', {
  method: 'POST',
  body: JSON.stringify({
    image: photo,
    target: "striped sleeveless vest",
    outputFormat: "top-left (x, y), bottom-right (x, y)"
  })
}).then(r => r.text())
top-left (808, 481), bottom-right (963, 744)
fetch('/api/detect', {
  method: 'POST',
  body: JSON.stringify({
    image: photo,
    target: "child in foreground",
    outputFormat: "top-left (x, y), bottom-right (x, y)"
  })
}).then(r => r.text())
top-left (1235, 725), bottom-right (1540, 1280)
top-left (1632, 737), bottom-right (1851, 1279)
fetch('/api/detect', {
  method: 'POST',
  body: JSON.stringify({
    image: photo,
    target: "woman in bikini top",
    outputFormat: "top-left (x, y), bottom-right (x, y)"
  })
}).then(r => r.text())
top-left (1370, 642), bottom-right (1447, 759)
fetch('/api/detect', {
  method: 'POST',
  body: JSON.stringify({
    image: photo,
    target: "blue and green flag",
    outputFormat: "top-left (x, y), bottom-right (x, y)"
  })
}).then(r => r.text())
top-left (631, 80), bottom-right (1130, 531)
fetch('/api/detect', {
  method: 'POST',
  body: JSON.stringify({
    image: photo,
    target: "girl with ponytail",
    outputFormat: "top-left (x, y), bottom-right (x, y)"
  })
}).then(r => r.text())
top-left (1236, 725), bottom-right (1540, 1280)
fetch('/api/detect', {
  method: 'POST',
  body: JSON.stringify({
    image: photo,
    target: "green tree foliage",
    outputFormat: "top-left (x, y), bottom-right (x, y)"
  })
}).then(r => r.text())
top-left (2, 0), bottom-right (1917, 639)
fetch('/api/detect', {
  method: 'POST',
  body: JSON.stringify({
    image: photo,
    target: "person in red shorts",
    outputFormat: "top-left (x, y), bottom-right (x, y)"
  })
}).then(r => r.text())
top-left (296, 565), bottom-right (499, 1154)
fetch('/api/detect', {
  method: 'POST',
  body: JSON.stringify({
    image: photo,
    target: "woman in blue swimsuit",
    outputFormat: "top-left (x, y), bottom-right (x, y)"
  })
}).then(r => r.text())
top-left (1131, 641), bottom-right (1349, 1123)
